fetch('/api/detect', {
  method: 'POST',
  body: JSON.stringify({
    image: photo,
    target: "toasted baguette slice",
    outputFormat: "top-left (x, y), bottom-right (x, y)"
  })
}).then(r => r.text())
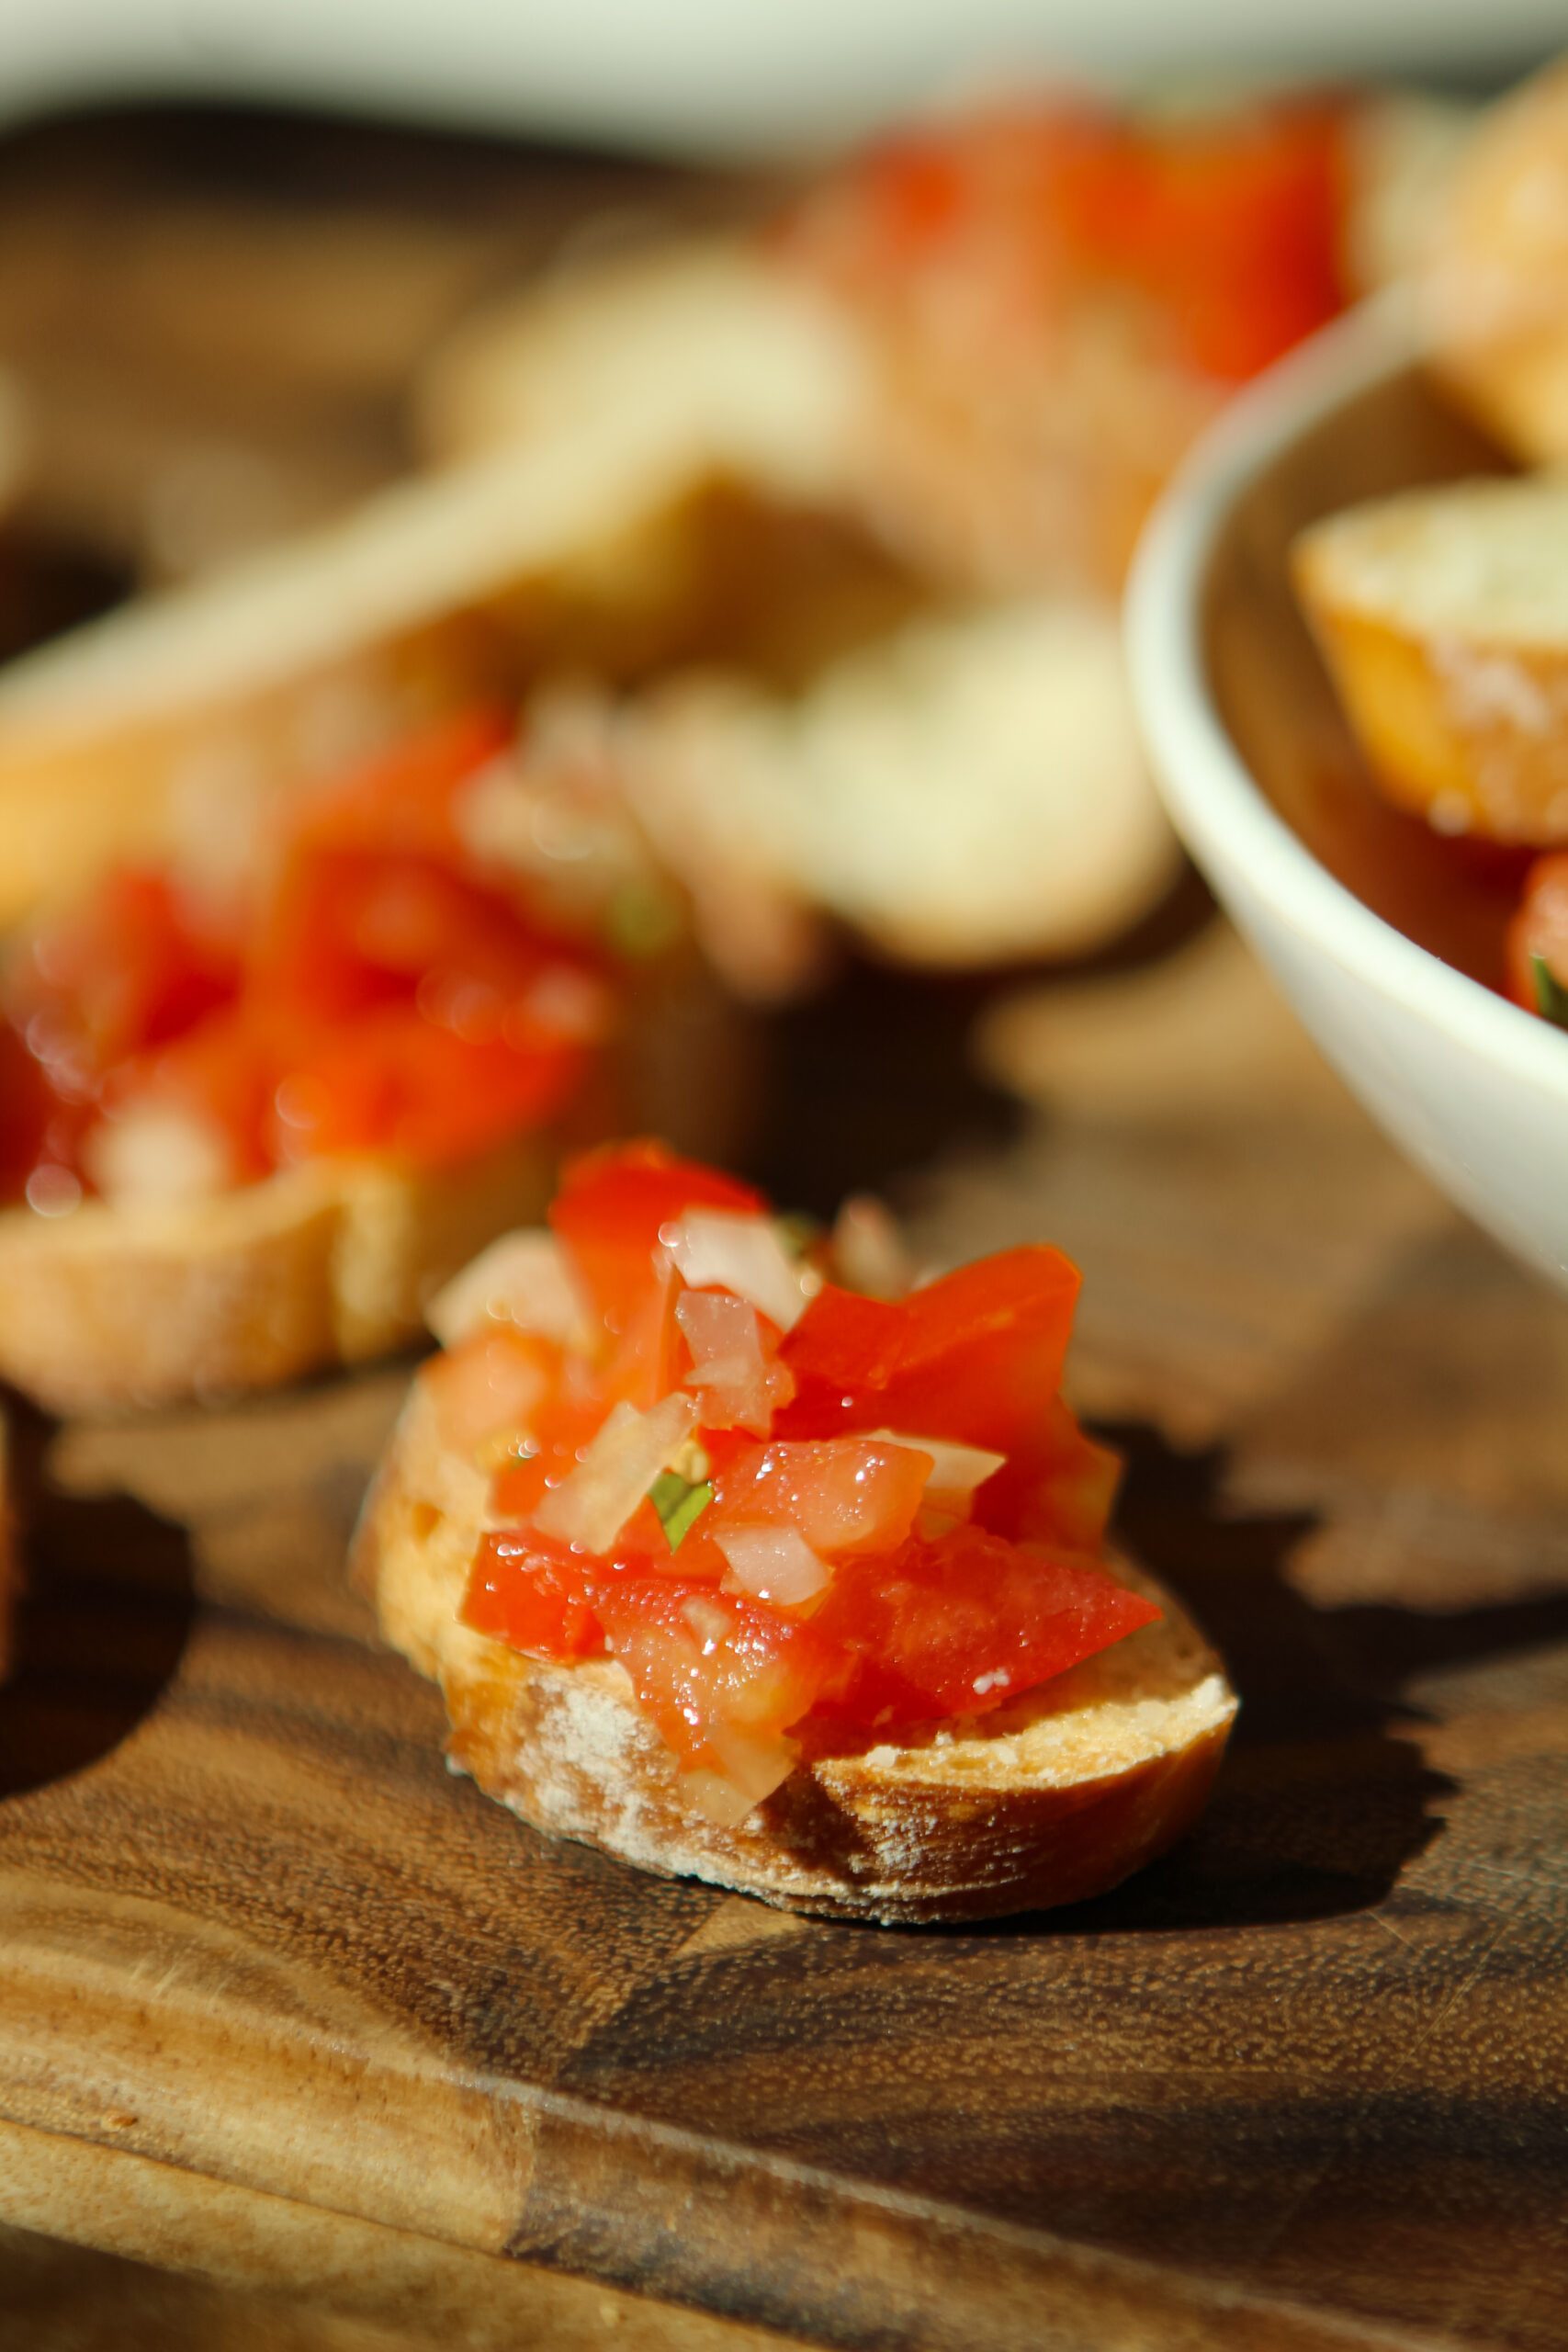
top-left (0, 944), bottom-right (745, 1419)
top-left (355, 1382), bottom-right (1236, 1925)
top-left (1294, 477), bottom-right (1568, 844)
top-left (0, 253), bottom-right (868, 931)
top-left (0, 1132), bottom-right (555, 1418)
top-left (1420, 59), bottom-right (1568, 467)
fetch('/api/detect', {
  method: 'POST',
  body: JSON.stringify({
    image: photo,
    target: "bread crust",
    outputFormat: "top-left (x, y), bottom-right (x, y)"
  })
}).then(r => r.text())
top-left (1294, 482), bottom-right (1568, 845)
top-left (0, 1134), bottom-right (555, 1417)
top-left (355, 1385), bottom-right (1237, 1924)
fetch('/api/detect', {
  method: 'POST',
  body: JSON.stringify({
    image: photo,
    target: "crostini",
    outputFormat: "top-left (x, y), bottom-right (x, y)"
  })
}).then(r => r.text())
top-left (1294, 478), bottom-right (1568, 847)
top-left (0, 710), bottom-right (718, 1413)
top-left (355, 1140), bottom-right (1236, 1922)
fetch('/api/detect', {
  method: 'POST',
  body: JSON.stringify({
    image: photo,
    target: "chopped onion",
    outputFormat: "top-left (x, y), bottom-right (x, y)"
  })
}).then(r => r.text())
top-left (82, 1102), bottom-right (237, 1209)
top-left (868, 1430), bottom-right (1005, 1504)
top-left (661, 1209), bottom-right (818, 1332)
top-left (716, 1524), bottom-right (833, 1609)
top-left (676, 1289), bottom-right (794, 1433)
top-left (682, 1724), bottom-right (797, 1825)
top-left (829, 1193), bottom-right (915, 1300)
top-left (426, 1228), bottom-right (592, 1351)
top-left (532, 1391), bottom-right (696, 1555)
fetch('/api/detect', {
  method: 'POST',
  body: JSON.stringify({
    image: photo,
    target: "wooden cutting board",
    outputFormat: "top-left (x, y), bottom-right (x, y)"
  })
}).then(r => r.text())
top-left (0, 104), bottom-right (1566, 2352)
top-left (4, 921), bottom-right (1567, 2352)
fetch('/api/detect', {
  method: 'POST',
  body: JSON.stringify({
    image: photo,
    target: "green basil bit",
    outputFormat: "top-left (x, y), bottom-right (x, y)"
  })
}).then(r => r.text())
top-left (1531, 955), bottom-right (1568, 1032)
top-left (773, 1211), bottom-right (823, 1259)
top-left (608, 880), bottom-right (682, 961)
top-left (649, 1469), bottom-right (714, 1551)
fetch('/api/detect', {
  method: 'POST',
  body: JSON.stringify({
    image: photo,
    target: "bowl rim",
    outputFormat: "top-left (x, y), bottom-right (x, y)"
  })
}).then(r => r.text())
top-left (1124, 294), bottom-right (1568, 1107)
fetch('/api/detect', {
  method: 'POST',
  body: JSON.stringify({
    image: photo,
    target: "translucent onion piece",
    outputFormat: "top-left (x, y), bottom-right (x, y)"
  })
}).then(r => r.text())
top-left (661, 1209), bottom-right (817, 1333)
top-left (682, 1723), bottom-right (798, 1826)
top-left (676, 1289), bottom-right (794, 1433)
top-left (829, 1193), bottom-right (916, 1300)
top-left (82, 1102), bottom-right (237, 1209)
top-left (716, 1524), bottom-right (833, 1608)
top-left (532, 1391), bottom-right (697, 1555)
top-left (426, 1228), bottom-right (592, 1351)
top-left (867, 1430), bottom-right (1007, 1503)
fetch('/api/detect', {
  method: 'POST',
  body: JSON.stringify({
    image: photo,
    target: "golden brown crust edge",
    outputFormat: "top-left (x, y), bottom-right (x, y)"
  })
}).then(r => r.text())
top-left (0, 1134), bottom-right (555, 1417)
top-left (355, 1389), bottom-right (1237, 1925)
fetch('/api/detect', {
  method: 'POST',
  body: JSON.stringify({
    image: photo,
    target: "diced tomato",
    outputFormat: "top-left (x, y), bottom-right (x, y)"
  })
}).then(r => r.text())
top-left (972, 1395), bottom-right (1121, 1555)
top-left (882, 1248), bottom-right (1080, 1448)
top-left (598, 1261), bottom-right (686, 1412)
top-left (423, 1326), bottom-right (560, 1460)
top-left (464, 1526), bottom-right (604, 1659)
top-left (267, 1000), bottom-right (588, 1169)
top-left (593, 1577), bottom-right (839, 1772)
top-left (1507, 854), bottom-right (1568, 1023)
top-left (784, 93), bottom-right (1348, 390)
top-left (248, 848), bottom-right (570, 1033)
top-left (549, 1140), bottom-right (762, 1339)
top-left (810, 1527), bottom-right (1159, 1732)
top-left (707, 1437), bottom-right (932, 1561)
top-left (778, 1246), bottom-right (1079, 1455)
top-left (7, 867), bottom-right (239, 1095)
top-left (280, 706), bottom-right (514, 864)
top-left (776, 1283), bottom-right (906, 1408)
top-left (0, 1021), bottom-right (59, 1197)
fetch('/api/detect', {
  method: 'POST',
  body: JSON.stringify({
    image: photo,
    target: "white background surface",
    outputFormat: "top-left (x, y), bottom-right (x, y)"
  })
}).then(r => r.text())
top-left (1, 0), bottom-right (1561, 155)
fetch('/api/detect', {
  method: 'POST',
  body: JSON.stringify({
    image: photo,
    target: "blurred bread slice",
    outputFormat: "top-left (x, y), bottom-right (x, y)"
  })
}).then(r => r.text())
top-left (422, 240), bottom-right (1179, 968)
top-left (0, 265), bottom-right (870, 931)
top-left (0, 1132), bottom-right (556, 1417)
top-left (610, 597), bottom-right (1179, 970)
top-left (417, 236), bottom-right (866, 494)
top-left (356, 1374), bottom-right (1237, 1923)
top-left (1294, 475), bottom-right (1568, 844)
top-left (1344, 91), bottom-right (1475, 297)
top-left (1421, 58), bottom-right (1568, 465)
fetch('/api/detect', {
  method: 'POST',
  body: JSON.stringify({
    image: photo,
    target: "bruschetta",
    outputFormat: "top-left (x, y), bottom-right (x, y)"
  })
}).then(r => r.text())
top-left (0, 710), bottom-right (724, 1413)
top-left (355, 1140), bottom-right (1236, 1922)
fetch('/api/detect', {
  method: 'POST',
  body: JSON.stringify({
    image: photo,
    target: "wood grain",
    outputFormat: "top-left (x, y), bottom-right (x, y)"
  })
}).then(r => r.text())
top-left (0, 102), bottom-right (1566, 2352)
top-left (3, 922), bottom-right (1567, 2351)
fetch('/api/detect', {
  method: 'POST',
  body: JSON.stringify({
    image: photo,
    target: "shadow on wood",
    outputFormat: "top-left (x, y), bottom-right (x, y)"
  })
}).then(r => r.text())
top-left (993, 1419), bottom-right (1568, 1942)
top-left (0, 1401), bottom-right (196, 1804)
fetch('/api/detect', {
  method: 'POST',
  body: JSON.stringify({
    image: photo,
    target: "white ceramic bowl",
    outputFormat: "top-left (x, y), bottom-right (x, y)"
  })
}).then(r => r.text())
top-left (1125, 302), bottom-right (1568, 1296)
